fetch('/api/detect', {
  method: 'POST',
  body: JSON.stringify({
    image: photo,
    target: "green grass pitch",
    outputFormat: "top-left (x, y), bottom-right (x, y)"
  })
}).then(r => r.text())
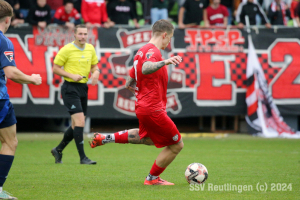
top-left (3, 134), bottom-right (299, 200)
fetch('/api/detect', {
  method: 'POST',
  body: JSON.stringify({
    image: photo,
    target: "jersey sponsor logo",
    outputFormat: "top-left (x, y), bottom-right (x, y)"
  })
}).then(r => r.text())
top-left (4, 51), bottom-right (14, 62)
top-left (136, 51), bottom-right (143, 57)
top-left (146, 51), bottom-right (154, 59)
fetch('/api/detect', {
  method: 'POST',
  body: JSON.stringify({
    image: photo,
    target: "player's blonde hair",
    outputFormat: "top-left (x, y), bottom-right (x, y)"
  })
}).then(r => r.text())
top-left (0, 0), bottom-right (13, 22)
top-left (74, 24), bottom-right (87, 33)
top-left (152, 19), bottom-right (174, 36)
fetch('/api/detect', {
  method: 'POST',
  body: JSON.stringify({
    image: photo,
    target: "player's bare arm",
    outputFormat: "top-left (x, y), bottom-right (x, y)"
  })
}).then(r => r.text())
top-left (4, 66), bottom-right (42, 85)
top-left (142, 55), bottom-right (182, 75)
top-left (53, 64), bottom-right (83, 82)
top-left (125, 76), bottom-right (136, 94)
top-left (90, 64), bottom-right (100, 86)
top-left (142, 61), bottom-right (165, 75)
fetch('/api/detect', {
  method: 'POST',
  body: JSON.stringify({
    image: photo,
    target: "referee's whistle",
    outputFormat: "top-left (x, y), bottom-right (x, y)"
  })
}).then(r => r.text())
top-left (83, 76), bottom-right (86, 78)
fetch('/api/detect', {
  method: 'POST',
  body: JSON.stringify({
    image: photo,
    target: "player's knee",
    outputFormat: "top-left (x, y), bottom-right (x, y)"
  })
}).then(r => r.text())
top-left (169, 140), bottom-right (184, 154)
top-left (179, 140), bottom-right (184, 150)
top-left (7, 137), bottom-right (18, 152)
top-left (12, 137), bottom-right (18, 150)
top-left (176, 141), bottom-right (184, 153)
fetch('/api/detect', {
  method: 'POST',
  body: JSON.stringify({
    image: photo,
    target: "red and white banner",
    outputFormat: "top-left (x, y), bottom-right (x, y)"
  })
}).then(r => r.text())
top-left (4, 26), bottom-right (300, 120)
top-left (245, 36), bottom-right (300, 138)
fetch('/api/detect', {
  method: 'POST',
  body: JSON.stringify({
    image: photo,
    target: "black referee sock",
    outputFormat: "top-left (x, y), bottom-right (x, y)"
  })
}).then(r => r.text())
top-left (73, 126), bottom-right (86, 160)
top-left (56, 126), bottom-right (74, 153)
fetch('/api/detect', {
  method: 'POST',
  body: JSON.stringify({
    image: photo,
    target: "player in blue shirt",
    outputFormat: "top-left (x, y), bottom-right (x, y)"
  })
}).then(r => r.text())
top-left (0, 1), bottom-right (42, 199)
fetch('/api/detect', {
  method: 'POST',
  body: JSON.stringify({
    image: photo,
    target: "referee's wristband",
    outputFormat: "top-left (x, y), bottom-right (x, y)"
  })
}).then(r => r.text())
top-left (95, 69), bottom-right (100, 73)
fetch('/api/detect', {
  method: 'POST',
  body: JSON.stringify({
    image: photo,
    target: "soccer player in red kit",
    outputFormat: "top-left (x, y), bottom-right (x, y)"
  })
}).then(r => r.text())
top-left (90, 19), bottom-right (183, 185)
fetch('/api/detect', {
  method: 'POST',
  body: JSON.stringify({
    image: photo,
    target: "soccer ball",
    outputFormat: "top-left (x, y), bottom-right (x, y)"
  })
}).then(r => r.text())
top-left (185, 163), bottom-right (208, 184)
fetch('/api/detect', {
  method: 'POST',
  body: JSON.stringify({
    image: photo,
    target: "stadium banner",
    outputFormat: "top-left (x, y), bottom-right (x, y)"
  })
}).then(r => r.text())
top-left (245, 36), bottom-right (300, 138)
top-left (4, 26), bottom-right (300, 118)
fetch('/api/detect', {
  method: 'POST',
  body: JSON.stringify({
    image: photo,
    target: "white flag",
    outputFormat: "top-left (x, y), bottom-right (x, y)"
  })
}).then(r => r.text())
top-left (245, 36), bottom-right (300, 138)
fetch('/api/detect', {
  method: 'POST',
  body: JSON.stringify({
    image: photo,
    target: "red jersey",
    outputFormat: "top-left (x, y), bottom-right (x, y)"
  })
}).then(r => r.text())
top-left (81, 0), bottom-right (108, 24)
top-left (54, 6), bottom-right (80, 22)
top-left (129, 43), bottom-right (167, 115)
top-left (206, 5), bottom-right (228, 25)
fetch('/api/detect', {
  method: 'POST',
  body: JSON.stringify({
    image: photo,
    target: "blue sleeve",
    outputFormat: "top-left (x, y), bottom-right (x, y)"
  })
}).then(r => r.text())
top-left (0, 37), bottom-right (16, 70)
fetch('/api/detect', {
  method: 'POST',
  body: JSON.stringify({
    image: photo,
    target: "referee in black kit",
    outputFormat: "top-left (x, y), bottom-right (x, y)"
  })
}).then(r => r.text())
top-left (51, 24), bottom-right (100, 164)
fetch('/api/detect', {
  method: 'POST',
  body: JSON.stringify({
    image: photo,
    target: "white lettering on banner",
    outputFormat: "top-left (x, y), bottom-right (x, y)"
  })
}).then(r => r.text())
top-left (117, 29), bottom-right (152, 48)
top-left (184, 29), bottom-right (244, 52)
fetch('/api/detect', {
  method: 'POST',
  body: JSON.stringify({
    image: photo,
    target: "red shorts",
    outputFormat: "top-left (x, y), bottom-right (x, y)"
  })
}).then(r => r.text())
top-left (136, 111), bottom-right (181, 148)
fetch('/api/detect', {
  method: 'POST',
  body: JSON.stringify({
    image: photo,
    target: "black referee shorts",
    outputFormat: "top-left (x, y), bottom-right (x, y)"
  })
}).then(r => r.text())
top-left (61, 81), bottom-right (88, 116)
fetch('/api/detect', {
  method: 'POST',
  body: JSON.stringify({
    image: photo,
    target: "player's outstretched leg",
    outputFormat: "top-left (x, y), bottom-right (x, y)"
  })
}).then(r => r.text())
top-left (90, 129), bottom-right (154, 148)
top-left (0, 124), bottom-right (18, 199)
top-left (144, 139), bottom-right (184, 185)
top-left (51, 127), bottom-right (74, 164)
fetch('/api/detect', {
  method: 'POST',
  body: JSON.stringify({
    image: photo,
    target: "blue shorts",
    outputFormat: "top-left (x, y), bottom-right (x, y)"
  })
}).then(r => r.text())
top-left (0, 100), bottom-right (17, 129)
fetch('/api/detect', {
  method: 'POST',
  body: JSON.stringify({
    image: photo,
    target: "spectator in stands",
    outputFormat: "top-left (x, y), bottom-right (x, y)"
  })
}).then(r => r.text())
top-left (204, 0), bottom-right (229, 27)
top-left (234, 0), bottom-right (264, 24)
top-left (26, 0), bottom-right (51, 28)
top-left (141, 0), bottom-right (152, 25)
top-left (69, 0), bottom-right (82, 13)
top-left (81, 0), bottom-right (113, 28)
top-left (290, 0), bottom-right (299, 25)
top-left (268, 0), bottom-right (291, 25)
top-left (178, 0), bottom-right (209, 29)
top-left (5, 0), bottom-right (25, 27)
top-left (221, 0), bottom-right (234, 25)
top-left (107, 0), bottom-right (139, 27)
top-left (151, 0), bottom-right (169, 24)
top-left (47, 0), bottom-right (63, 18)
top-left (19, 0), bottom-right (34, 18)
top-left (236, 0), bottom-right (271, 28)
top-left (54, 0), bottom-right (81, 29)
top-left (294, 0), bottom-right (300, 26)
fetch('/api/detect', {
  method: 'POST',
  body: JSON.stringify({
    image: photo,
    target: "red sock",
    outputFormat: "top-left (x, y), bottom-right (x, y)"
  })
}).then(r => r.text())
top-left (149, 160), bottom-right (166, 176)
top-left (114, 130), bottom-right (128, 143)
